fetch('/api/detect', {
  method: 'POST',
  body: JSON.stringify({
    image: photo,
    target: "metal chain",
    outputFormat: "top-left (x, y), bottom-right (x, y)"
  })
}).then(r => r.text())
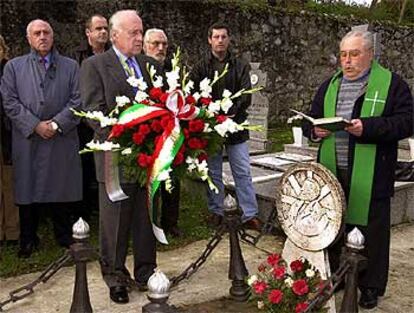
top-left (170, 224), bottom-right (226, 287)
top-left (0, 252), bottom-right (72, 312)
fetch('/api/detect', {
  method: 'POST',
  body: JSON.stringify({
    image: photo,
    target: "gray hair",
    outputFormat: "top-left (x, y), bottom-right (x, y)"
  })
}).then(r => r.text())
top-left (340, 30), bottom-right (374, 50)
top-left (26, 19), bottom-right (53, 36)
top-left (109, 9), bottom-right (139, 41)
top-left (143, 28), bottom-right (167, 43)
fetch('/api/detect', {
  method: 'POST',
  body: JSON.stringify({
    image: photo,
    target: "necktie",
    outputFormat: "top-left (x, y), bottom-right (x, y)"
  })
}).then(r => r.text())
top-left (125, 57), bottom-right (136, 77)
top-left (39, 57), bottom-right (47, 71)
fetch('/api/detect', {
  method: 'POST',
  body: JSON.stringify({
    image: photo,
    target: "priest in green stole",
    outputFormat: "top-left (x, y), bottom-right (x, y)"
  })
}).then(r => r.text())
top-left (302, 30), bottom-right (413, 309)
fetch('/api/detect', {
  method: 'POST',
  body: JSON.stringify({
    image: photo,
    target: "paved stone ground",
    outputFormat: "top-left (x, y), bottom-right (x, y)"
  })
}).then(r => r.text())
top-left (0, 223), bottom-right (413, 313)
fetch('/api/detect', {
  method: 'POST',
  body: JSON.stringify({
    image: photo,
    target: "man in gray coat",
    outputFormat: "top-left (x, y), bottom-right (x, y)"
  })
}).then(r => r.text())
top-left (80, 10), bottom-right (161, 304)
top-left (0, 19), bottom-right (82, 258)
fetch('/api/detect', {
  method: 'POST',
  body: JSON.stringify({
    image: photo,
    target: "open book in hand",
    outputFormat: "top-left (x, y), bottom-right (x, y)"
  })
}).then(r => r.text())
top-left (290, 109), bottom-right (353, 132)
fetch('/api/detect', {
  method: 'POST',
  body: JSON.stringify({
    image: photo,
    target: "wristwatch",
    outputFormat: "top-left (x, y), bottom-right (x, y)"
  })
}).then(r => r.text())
top-left (50, 121), bottom-right (61, 133)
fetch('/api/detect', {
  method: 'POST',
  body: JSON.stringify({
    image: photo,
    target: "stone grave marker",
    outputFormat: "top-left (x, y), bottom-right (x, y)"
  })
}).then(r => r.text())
top-left (248, 62), bottom-right (269, 153)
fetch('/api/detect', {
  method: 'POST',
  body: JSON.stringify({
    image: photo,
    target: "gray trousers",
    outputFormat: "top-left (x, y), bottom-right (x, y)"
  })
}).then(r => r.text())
top-left (98, 183), bottom-right (156, 288)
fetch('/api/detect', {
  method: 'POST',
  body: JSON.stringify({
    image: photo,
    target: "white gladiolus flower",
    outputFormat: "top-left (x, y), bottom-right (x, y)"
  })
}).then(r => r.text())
top-left (166, 69), bottom-right (180, 92)
top-left (135, 91), bottom-right (149, 103)
top-left (220, 97), bottom-right (233, 114)
top-left (306, 269), bottom-right (315, 278)
top-left (121, 148), bottom-right (132, 155)
top-left (222, 89), bottom-right (232, 98)
top-left (158, 168), bottom-right (172, 181)
top-left (84, 111), bottom-right (117, 127)
top-left (183, 80), bottom-right (194, 95)
top-left (115, 96), bottom-right (130, 107)
top-left (207, 100), bottom-right (220, 115)
top-left (86, 140), bottom-right (120, 151)
top-left (192, 92), bottom-right (201, 101)
top-left (136, 77), bottom-right (148, 91)
top-left (127, 76), bottom-right (140, 88)
top-left (149, 65), bottom-right (157, 78)
top-left (284, 277), bottom-right (294, 287)
top-left (203, 124), bottom-right (212, 133)
top-left (257, 301), bottom-right (265, 310)
top-left (247, 275), bottom-right (258, 286)
top-left (199, 78), bottom-right (212, 98)
top-left (214, 118), bottom-right (243, 137)
top-left (153, 75), bottom-right (164, 88)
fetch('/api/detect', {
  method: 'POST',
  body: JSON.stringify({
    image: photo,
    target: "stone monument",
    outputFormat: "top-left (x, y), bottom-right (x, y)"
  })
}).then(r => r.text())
top-left (276, 162), bottom-right (346, 313)
top-left (248, 62), bottom-right (269, 153)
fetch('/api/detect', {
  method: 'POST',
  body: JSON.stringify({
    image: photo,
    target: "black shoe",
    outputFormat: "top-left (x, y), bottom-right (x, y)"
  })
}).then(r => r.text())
top-left (359, 288), bottom-right (378, 309)
top-left (165, 226), bottom-right (183, 238)
top-left (207, 213), bottom-right (223, 228)
top-left (135, 280), bottom-right (148, 292)
top-left (109, 286), bottom-right (129, 304)
top-left (243, 217), bottom-right (263, 232)
top-left (18, 241), bottom-right (38, 258)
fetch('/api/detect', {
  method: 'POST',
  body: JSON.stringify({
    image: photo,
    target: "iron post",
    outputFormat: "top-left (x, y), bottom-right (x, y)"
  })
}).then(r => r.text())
top-left (142, 269), bottom-right (177, 313)
top-left (223, 195), bottom-right (250, 301)
top-left (69, 218), bottom-right (94, 313)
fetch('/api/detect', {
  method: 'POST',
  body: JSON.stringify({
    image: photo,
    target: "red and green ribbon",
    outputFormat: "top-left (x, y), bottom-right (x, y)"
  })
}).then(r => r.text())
top-left (110, 90), bottom-right (203, 243)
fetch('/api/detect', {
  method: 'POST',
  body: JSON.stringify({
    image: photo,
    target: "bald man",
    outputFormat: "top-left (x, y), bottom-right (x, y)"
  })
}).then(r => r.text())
top-left (0, 19), bottom-right (82, 258)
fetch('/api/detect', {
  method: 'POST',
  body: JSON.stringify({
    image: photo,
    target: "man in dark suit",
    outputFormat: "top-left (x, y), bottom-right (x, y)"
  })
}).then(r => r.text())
top-left (80, 10), bottom-right (161, 304)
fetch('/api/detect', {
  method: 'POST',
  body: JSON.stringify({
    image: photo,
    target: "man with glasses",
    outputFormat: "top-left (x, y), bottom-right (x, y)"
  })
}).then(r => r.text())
top-left (143, 28), bottom-right (182, 238)
top-left (80, 10), bottom-right (162, 304)
top-left (303, 30), bottom-right (413, 309)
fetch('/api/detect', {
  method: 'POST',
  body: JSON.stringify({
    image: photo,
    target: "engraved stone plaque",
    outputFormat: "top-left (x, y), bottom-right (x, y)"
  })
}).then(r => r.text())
top-left (276, 162), bottom-right (345, 251)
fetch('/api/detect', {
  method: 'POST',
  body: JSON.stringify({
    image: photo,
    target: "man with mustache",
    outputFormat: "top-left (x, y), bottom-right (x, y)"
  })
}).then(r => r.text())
top-left (303, 30), bottom-right (413, 309)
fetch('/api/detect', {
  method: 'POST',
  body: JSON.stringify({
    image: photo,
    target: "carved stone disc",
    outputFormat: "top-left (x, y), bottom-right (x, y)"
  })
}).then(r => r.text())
top-left (276, 162), bottom-right (345, 251)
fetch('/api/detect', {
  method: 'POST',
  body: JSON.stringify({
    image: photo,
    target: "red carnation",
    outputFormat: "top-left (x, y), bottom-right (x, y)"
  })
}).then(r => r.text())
top-left (268, 289), bottom-right (283, 304)
top-left (295, 302), bottom-right (309, 313)
top-left (140, 99), bottom-right (150, 105)
top-left (110, 124), bottom-right (125, 138)
top-left (198, 153), bottom-right (208, 162)
top-left (173, 152), bottom-right (184, 166)
top-left (179, 144), bottom-right (186, 154)
top-left (139, 124), bottom-right (151, 135)
top-left (267, 253), bottom-right (281, 267)
top-left (161, 115), bottom-right (173, 129)
top-left (150, 119), bottom-right (163, 133)
top-left (200, 97), bottom-right (212, 105)
top-left (290, 260), bottom-right (304, 272)
top-left (188, 119), bottom-right (205, 133)
top-left (149, 87), bottom-right (163, 100)
top-left (185, 95), bottom-right (196, 105)
top-left (160, 92), bottom-right (169, 103)
top-left (292, 279), bottom-right (309, 296)
top-left (183, 128), bottom-right (190, 139)
top-left (132, 132), bottom-right (145, 145)
top-left (252, 281), bottom-right (268, 295)
top-left (216, 115), bottom-right (227, 123)
top-left (188, 137), bottom-right (202, 150)
top-left (272, 266), bottom-right (286, 280)
top-left (137, 153), bottom-right (152, 168)
top-left (199, 138), bottom-right (208, 149)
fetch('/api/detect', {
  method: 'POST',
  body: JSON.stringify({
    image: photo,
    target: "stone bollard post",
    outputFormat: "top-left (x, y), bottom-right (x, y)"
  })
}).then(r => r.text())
top-left (339, 227), bottom-right (368, 313)
top-left (69, 218), bottom-right (94, 313)
top-left (142, 269), bottom-right (177, 313)
top-left (223, 194), bottom-right (250, 301)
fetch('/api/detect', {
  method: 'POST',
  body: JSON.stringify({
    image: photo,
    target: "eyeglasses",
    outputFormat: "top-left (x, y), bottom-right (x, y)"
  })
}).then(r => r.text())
top-left (340, 48), bottom-right (372, 59)
top-left (148, 41), bottom-right (168, 47)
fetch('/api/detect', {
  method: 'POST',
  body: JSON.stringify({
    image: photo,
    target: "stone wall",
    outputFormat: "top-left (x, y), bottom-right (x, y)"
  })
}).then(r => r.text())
top-left (1, 1), bottom-right (413, 124)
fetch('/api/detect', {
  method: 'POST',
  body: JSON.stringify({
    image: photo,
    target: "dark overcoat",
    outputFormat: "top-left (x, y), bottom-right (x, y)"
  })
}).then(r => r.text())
top-left (0, 49), bottom-right (82, 204)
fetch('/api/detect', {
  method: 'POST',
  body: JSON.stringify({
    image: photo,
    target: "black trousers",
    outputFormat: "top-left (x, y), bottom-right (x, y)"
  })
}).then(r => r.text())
top-left (19, 202), bottom-right (74, 248)
top-left (160, 180), bottom-right (180, 230)
top-left (329, 168), bottom-right (391, 294)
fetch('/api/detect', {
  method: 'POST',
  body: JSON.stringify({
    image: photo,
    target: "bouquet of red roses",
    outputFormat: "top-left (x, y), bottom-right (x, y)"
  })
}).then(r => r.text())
top-left (248, 253), bottom-right (329, 313)
top-left (74, 49), bottom-right (261, 243)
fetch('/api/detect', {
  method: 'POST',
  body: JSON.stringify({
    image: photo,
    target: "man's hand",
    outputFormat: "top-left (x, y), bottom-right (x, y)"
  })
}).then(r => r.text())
top-left (34, 120), bottom-right (57, 139)
top-left (345, 119), bottom-right (363, 137)
top-left (314, 126), bottom-right (331, 139)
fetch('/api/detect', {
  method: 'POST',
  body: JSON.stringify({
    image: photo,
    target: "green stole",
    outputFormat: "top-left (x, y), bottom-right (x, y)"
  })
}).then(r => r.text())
top-left (319, 61), bottom-right (392, 225)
